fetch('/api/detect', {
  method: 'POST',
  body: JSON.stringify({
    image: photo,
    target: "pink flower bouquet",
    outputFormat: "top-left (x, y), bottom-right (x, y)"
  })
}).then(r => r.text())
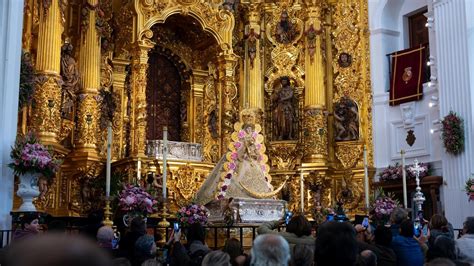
top-left (8, 132), bottom-right (61, 180)
top-left (176, 204), bottom-right (209, 227)
top-left (369, 194), bottom-right (399, 225)
top-left (118, 184), bottom-right (158, 215)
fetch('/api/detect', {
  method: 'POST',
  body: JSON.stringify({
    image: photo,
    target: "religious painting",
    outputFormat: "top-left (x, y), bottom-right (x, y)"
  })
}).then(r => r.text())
top-left (338, 52), bottom-right (352, 68)
top-left (334, 97), bottom-right (359, 141)
top-left (146, 52), bottom-right (183, 141)
top-left (271, 76), bottom-right (298, 141)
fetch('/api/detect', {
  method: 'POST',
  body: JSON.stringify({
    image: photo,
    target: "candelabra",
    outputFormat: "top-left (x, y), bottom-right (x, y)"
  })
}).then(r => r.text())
top-left (410, 159), bottom-right (426, 212)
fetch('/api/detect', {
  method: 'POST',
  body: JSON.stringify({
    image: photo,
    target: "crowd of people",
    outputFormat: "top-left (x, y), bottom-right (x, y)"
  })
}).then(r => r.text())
top-left (0, 210), bottom-right (473, 266)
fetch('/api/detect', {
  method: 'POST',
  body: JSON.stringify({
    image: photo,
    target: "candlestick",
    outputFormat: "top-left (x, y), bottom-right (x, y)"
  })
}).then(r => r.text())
top-left (410, 159), bottom-right (425, 212)
top-left (137, 158), bottom-right (141, 180)
top-left (162, 126), bottom-right (168, 200)
top-left (401, 150), bottom-right (408, 209)
top-left (300, 170), bottom-right (304, 213)
top-left (363, 146), bottom-right (369, 209)
top-left (106, 122), bottom-right (112, 198)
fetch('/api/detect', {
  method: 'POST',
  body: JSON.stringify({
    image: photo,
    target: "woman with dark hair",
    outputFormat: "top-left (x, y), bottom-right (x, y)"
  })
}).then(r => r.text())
top-left (118, 217), bottom-right (147, 261)
top-left (12, 213), bottom-right (40, 241)
top-left (315, 221), bottom-right (358, 266)
top-left (170, 223), bottom-right (210, 266)
top-left (427, 235), bottom-right (470, 266)
top-left (222, 238), bottom-right (247, 266)
top-left (257, 215), bottom-right (315, 252)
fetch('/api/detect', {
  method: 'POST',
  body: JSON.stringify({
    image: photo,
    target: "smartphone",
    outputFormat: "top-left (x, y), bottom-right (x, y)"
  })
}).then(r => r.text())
top-left (326, 214), bottom-right (334, 222)
top-left (422, 224), bottom-right (428, 236)
top-left (173, 222), bottom-right (180, 232)
top-left (362, 217), bottom-right (369, 228)
top-left (285, 211), bottom-right (293, 225)
top-left (414, 222), bottom-right (421, 237)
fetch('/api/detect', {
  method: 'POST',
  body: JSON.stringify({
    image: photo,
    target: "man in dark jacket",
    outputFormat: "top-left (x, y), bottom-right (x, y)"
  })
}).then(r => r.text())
top-left (391, 220), bottom-right (424, 266)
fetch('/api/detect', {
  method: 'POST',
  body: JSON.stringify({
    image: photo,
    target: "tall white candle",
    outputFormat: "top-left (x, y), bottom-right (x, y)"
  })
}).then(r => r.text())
top-left (137, 158), bottom-right (141, 180)
top-left (162, 126), bottom-right (168, 200)
top-left (106, 122), bottom-right (112, 198)
top-left (363, 146), bottom-right (369, 209)
top-left (300, 170), bottom-right (304, 213)
top-left (401, 149), bottom-right (408, 209)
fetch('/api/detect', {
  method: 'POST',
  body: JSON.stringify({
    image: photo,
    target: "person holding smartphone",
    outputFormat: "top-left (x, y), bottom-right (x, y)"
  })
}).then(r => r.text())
top-left (257, 215), bottom-right (315, 254)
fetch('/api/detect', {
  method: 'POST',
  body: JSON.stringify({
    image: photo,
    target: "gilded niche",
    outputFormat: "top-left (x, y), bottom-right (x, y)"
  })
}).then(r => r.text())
top-left (271, 77), bottom-right (298, 141)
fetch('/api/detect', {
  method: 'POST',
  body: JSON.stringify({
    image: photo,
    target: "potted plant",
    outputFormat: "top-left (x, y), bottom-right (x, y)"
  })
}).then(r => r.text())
top-left (8, 132), bottom-right (61, 211)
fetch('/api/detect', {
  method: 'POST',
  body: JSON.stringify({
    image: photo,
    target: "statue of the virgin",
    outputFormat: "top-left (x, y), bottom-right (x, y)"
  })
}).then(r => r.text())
top-left (195, 122), bottom-right (286, 205)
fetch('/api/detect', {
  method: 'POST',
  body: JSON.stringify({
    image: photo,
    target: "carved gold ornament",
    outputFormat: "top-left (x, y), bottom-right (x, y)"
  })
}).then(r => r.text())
top-left (335, 143), bottom-right (363, 169)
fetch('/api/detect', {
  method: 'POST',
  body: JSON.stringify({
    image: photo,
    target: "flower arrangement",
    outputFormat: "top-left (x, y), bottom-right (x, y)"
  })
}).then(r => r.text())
top-left (369, 190), bottom-right (399, 225)
top-left (176, 204), bottom-right (209, 227)
top-left (118, 184), bottom-right (158, 215)
top-left (8, 132), bottom-right (61, 180)
top-left (217, 125), bottom-right (269, 199)
top-left (465, 175), bottom-right (474, 202)
top-left (379, 162), bottom-right (430, 182)
top-left (441, 111), bottom-right (464, 155)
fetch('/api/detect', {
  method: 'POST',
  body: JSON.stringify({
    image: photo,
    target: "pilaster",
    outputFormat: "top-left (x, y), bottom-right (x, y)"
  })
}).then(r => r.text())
top-left (433, 0), bottom-right (474, 227)
top-left (131, 41), bottom-right (154, 158)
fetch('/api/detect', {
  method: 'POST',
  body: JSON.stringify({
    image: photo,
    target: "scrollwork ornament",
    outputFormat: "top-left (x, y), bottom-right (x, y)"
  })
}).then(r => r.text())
top-left (303, 108), bottom-right (328, 157)
top-left (39, 0), bottom-right (52, 19)
top-left (32, 74), bottom-right (62, 139)
top-left (75, 94), bottom-right (99, 146)
top-left (335, 143), bottom-right (363, 169)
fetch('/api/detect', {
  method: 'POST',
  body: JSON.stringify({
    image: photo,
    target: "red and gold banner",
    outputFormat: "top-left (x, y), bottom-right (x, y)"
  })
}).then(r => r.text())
top-left (389, 45), bottom-right (426, 106)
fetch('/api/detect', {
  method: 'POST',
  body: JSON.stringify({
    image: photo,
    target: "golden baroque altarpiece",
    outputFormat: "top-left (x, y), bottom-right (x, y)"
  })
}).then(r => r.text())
top-left (16, 0), bottom-right (374, 219)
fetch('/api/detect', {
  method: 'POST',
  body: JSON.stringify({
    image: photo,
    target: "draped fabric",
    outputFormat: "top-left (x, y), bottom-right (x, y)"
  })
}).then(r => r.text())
top-left (389, 45), bottom-right (427, 106)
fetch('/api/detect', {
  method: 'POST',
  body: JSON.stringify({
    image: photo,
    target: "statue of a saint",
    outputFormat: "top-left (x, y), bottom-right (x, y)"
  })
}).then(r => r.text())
top-left (272, 77), bottom-right (296, 140)
top-left (275, 10), bottom-right (296, 44)
top-left (60, 42), bottom-right (80, 120)
top-left (334, 97), bottom-right (359, 141)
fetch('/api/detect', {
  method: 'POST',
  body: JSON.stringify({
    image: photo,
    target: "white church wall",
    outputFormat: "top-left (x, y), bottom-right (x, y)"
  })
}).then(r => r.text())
top-left (433, 0), bottom-right (474, 228)
top-left (0, 0), bottom-right (24, 230)
top-left (369, 0), bottom-right (442, 180)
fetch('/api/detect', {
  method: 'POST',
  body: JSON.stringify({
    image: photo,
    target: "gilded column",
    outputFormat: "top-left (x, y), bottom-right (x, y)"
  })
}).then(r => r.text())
top-left (191, 70), bottom-right (207, 144)
top-left (32, 0), bottom-right (63, 144)
top-left (112, 58), bottom-right (130, 160)
top-left (131, 41), bottom-right (154, 158)
top-left (75, 0), bottom-right (101, 155)
top-left (244, 3), bottom-right (264, 123)
top-left (218, 52), bottom-right (238, 155)
top-left (303, 2), bottom-right (327, 164)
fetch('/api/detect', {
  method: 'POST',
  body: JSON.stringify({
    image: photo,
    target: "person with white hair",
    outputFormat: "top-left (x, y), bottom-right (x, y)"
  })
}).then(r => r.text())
top-left (202, 250), bottom-right (231, 266)
top-left (250, 234), bottom-right (290, 266)
top-left (97, 226), bottom-right (114, 249)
